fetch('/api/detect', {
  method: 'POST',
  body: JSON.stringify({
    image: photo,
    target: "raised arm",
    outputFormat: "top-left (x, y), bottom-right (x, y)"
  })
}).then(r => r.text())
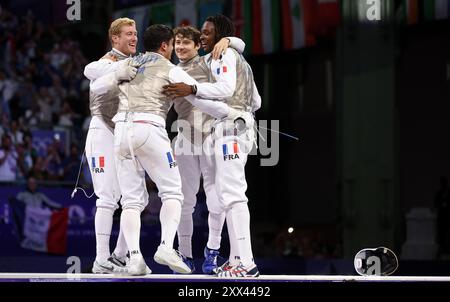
top-left (211, 37), bottom-right (246, 60)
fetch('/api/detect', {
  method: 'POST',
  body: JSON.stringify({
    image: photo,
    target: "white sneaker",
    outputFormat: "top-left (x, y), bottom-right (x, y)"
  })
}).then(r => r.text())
top-left (92, 259), bottom-right (122, 274)
top-left (110, 253), bottom-right (152, 275)
top-left (114, 255), bottom-right (147, 276)
top-left (153, 245), bottom-right (192, 274)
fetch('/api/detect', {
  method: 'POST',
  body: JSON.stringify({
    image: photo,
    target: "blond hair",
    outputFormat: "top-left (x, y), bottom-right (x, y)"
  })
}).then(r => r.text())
top-left (108, 18), bottom-right (136, 44)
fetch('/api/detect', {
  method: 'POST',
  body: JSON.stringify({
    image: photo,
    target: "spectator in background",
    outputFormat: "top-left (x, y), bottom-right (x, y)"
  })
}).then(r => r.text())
top-left (62, 143), bottom-right (80, 182)
top-left (0, 134), bottom-right (17, 181)
top-left (9, 120), bottom-right (23, 145)
top-left (16, 143), bottom-right (33, 181)
top-left (36, 86), bottom-right (53, 126)
top-left (58, 100), bottom-right (76, 127)
top-left (16, 176), bottom-right (61, 210)
top-left (43, 142), bottom-right (63, 181)
top-left (0, 68), bottom-right (18, 118)
top-left (29, 156), bottom-right (46, 181)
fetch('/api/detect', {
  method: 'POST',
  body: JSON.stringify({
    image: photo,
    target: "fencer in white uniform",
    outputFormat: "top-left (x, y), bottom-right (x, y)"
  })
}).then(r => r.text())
top-left (162, 14), bottom-right (262, 277)
top-left (171, 25), bottom-right (246, 274)
top-left (83, 17), bottom-right (149, 274)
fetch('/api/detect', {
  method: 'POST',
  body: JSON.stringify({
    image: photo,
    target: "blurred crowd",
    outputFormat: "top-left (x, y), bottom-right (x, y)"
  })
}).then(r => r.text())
top-left (0, 7), bottom-right (91, 183)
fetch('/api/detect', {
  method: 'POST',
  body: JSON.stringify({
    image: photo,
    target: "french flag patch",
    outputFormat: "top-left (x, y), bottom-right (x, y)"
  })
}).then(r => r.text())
top-left (216, 66), bottom-right (228, 74)
top-left (91, 156), bottom-right (105, 168)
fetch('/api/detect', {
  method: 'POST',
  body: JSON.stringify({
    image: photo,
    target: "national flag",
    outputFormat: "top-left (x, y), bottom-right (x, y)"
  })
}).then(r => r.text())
top-left (216, 66), bottom-right (228, 74)
top-left (251, 0), bottom-right (281, 54)
top-left (150, 1), bottom-right (175, 27)
top-left (91, 156), bottom-right (105, 168)
top-left (10, 199), bottom-right (68, 255)
top-left (175, 0), bottom-right (198, 27)
top-left (166, 151), bottom-right (175, 164)
top-left (404, 0), bottom-right (419, 25)
top-left (435, 0), bottom-right (450, 20)
top-left (281, 0), bottom-right (315, 50)
top-left (198, 0), bottom-right (224, 28)
top-left (231, 0), bottom-right (253, 55)
top-left (422, 0), bottom-right (450, 20)
top-left (316, 0), bottom-right (340, 36)
top-left (222, 142), bottom-right (240, 155)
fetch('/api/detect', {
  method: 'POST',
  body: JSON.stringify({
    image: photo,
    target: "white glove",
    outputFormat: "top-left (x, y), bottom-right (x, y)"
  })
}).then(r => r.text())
top-left (115, 63), bottom-right (137, 82)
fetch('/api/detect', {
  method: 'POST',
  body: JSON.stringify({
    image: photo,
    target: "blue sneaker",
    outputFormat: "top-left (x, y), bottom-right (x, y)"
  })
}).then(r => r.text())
top-left (173, 255), bottom-right (195, 274)
top-left (202, 247), bottom-right (220, 274)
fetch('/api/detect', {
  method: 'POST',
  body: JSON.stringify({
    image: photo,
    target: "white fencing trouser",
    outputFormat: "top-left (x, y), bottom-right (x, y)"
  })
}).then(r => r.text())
top-left (85, 116), bottom-right (149, 210)
top-left (114, 121), bottom-right (183, 212)
top-left (210, 112), bottom-right (256, 267)
top-left (85, 116), bottom-right (121, 210)
top-left (211, 112), bottom-right (256, 209)
top-left (174, 132), bottom-right (221, 216)
top-left (174, 131), bottom-right (222, 256)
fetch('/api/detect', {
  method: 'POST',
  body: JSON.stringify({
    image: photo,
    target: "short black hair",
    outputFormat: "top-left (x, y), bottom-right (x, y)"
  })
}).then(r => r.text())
top-left (144, 24), bottom-right (174, 52)
top-left (205, 14), bottom-right (235, 45)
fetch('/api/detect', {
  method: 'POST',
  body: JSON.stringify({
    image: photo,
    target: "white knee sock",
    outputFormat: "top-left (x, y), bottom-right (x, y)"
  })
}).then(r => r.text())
top-left (113, 226), bottom-right (128, 258)
top-left (159, 199), bottom-right (181, 249)
top-left (177, 212), bottom-right (193, 258)
top-left (227, 203), bottom-right (255, 267)
top-left (207, 212), bottom-right (225, 250)
top-left (95, 207), bottom-right (114, 263)
top-left (226, 211), bottom-right (240, 266)
top-left (120, 208), bottom-right (141, 258)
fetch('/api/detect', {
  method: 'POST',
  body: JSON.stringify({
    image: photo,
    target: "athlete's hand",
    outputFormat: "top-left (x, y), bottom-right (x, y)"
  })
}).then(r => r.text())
top-left (162, 83), bottom-right (193, 98)
top-left (212, 38), bottom-right (230, 60)
top-left (115, 63), bottom-right (137, 81)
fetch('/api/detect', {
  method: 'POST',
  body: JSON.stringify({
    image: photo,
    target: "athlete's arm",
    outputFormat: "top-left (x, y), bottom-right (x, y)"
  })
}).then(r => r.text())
top-left (211, 37), bottom-right (245, 60)
top-left (251, 81), bottom-right (262, 112)
top-left (89, 61), bottom-right (136, 95)
top-left (195, 50), bottom-right (237, 99)
top-left (168, 66), bottom-right (229, 119)
top-left (84, 54), bottom-right (123, 81)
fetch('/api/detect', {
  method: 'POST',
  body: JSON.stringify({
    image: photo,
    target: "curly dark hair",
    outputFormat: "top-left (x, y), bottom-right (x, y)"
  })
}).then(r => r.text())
top-left (205, 14), bottom-right (235, 45)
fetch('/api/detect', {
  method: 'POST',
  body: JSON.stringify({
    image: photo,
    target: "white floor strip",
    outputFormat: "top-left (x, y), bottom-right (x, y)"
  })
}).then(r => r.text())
top-left (0, 273), bottom-right (449, 282)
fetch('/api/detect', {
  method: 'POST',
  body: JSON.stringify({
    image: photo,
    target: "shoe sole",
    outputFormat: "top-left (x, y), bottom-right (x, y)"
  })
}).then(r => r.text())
top-left (92, 262), bottom-right (114, 274)
top-left (154, 253), bottom-right (191, 274)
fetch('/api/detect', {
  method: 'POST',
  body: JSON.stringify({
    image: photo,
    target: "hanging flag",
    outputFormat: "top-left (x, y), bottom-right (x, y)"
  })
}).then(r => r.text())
top-left (10, 199), bottom-right (68, 255)
top-left (424, 0), bottom-right (450, 20)
top-left (198, 0), bottom-right (224, 27)
top-left (175, 0), bottom-right (198, 27)
top-left (435, 0), bottom-right (450, 20)
top-left (401, 0), bottom-right (418, 25)
top-left (113, 5), bottom-right (151, 53)
top-left (150, 1), bottom-right (175, 27)
top-left (316, 0), bottom-right (340, 36)
top-left (423, 0), bottom-right (437, 21)
top-left (231, 0), bottom-right (253, 55)
top-left (251, 0), bottom-right (281, 55)
top-left (281, 0), bottom-right (315, 50)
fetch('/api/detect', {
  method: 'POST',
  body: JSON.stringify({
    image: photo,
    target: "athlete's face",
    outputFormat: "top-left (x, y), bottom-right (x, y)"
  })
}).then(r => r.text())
top-left (200, 21), bottom-right (216, 53)
top-left (175, 34), bottom-right (200, 62)
top-left (112, 24), bottom-right (138, 56)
